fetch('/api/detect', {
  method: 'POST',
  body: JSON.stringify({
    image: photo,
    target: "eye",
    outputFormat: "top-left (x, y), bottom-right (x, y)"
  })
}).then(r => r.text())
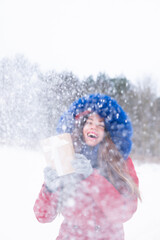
top-left (86, 120), bottom-right (92, 125)
top-left (98, 123), bottom-right (105, 129)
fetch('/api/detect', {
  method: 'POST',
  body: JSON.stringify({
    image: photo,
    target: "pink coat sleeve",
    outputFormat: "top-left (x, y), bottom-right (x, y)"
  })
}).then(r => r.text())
top-left (33, 184), bottom-right (59, 223)
top-left (84, 157), bottom-right (139, 223)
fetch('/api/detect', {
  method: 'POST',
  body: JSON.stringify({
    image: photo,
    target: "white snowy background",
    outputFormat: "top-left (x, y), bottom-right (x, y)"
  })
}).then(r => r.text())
top-left (0, 0), bottom-right (160, 239)
top-left (0, 146), bottom-right (160, 240)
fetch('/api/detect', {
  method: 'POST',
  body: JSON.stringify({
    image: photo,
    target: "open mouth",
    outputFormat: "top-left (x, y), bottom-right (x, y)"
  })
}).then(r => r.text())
top-left (87, 132), bottom-right (98, 139)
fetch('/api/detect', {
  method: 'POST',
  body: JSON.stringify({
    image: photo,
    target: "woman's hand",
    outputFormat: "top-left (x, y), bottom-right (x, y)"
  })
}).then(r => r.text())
top-left (44, 153), bottom-right (93, 193)
top-left (72, 153), bottom-right (93, 178)
top-left (44, 167), bottom-right (62, 192)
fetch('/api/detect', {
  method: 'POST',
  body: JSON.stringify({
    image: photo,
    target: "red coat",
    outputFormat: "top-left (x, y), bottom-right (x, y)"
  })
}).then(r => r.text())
top-left (34, 157), bottom-right (138, 240)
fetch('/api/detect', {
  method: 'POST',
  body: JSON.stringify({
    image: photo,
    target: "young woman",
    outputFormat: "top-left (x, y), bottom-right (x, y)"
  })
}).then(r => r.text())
top-left (34, 94), bottom-right (140, 240)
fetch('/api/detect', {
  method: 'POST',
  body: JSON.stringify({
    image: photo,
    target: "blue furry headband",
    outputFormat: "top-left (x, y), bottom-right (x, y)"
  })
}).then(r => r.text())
top-left (56, 94), bottom-right (133, 160)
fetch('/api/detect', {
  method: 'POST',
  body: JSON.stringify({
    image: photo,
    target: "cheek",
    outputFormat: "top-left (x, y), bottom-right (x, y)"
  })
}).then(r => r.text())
top-left (83, 125), bottom-right (88, 135)
top-left (82, 126), bottom-right (87, 139)
top-left (99, 130), bottom-right (105, 140)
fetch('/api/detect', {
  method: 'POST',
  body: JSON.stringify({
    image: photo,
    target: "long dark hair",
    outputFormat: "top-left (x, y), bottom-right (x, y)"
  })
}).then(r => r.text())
top-left (71, 113), bottom-right (141, 200)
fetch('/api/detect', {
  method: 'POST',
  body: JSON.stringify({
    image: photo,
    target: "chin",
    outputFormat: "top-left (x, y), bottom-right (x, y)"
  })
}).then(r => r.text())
top-left (86, 141), bottom-right (98, 147)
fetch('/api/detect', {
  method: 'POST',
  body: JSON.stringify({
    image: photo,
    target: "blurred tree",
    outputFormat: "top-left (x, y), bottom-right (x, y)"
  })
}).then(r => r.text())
top-left (81, 75), bottom-right (96, 96)
top-left (0, 55), bottom-right (46, 146)
top-left (95, 73), bottom-right (110, 95)
top-left (133, 80), bottom-right (158, 157)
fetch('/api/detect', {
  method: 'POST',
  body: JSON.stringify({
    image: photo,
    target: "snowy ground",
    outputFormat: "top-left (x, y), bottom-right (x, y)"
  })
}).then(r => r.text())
top-left (0, 146), bottom-right (159, 240)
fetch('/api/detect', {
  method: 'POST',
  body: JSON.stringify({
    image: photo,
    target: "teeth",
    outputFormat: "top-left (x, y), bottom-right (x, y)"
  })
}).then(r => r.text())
top-left (87, 133), bottom-right (97, 138)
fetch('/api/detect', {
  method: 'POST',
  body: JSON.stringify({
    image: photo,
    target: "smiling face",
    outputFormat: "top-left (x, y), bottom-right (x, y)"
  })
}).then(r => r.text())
top-left (82, 113), bottom-right (105, 147)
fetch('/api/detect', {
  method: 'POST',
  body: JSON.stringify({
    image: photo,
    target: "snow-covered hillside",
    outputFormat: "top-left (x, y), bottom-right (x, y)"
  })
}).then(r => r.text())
top-left (124, 161), bottom-right (160, 240)
top-left (0, 146), bottom-right (159, 240)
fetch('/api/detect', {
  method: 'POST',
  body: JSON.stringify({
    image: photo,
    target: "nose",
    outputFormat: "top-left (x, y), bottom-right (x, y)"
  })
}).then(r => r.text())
top-left (90, 123), bottom-right (98, 129)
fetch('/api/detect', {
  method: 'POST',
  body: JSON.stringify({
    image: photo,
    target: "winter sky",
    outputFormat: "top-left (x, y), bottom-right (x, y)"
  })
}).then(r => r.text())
top-left (0, 0), bottom-right (160, 95)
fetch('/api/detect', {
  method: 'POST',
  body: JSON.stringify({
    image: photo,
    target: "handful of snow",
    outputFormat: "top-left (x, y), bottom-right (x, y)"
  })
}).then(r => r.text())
top-left (41, 133), bottom-right (75, 176)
